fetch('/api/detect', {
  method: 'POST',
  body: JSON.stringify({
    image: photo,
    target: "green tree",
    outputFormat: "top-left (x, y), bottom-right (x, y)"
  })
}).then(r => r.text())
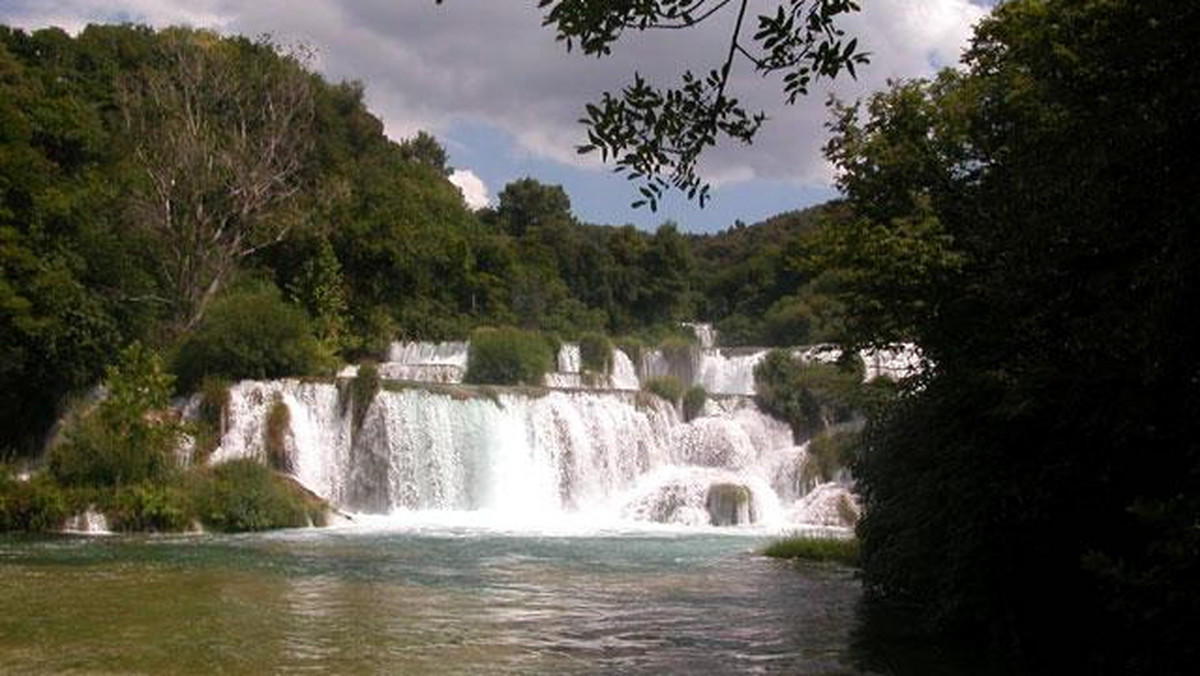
top-left (398, 130), bottom-right (451, 175)
top-left (820, 1), bottom-right (1200, 670)
top-left (49, 342), bottom-right (180, 488)
top-left (289, 236), bottom-right (350, 355)
top-left (172, 282), bottom-right (326, 392)
top-left (119, 29), bottom-right (316, 330)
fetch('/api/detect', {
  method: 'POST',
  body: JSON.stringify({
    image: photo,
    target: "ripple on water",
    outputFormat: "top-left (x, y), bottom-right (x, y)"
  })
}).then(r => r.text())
top-left (1, 530), bottom-right (867, 674)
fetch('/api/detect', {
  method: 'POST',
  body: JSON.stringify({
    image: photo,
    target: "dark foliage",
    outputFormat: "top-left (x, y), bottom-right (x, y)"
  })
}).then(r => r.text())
top-left (172, 282), bottom-right (326, 393)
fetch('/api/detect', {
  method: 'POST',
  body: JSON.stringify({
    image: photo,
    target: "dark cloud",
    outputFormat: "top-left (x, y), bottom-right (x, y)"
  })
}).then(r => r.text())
top-left (1, 0), bottom-right (987, 188)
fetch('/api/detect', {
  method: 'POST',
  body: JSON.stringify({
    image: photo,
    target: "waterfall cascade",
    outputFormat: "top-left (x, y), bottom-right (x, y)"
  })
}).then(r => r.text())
top-left (210, 378), bottom-right (853, 531)
top-left (212, 324), bottom-right (916, 531)
top-left (349, 324), bottom-right (918, 398)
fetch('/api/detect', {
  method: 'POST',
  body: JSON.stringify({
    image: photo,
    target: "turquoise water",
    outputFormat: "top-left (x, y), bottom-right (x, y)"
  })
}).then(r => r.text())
top-left (1, 525), bottom-right (870, 674)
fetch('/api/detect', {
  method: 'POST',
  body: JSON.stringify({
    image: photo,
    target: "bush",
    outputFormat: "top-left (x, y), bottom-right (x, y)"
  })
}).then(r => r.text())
top-left (191, 377), bottom-right (231, 466)
top-left (578, 332), bottom-right (613, 374)
top-left (49, 343), bottom-right (181, 488)
top-left (0, 472), bottom-right (68, 532)
top-left (643, 375), bottom-right (685, 404)
top-left (104, 481), bottom-right (190, 532)
top-left (186, 460), bottom-right (326, 532)
top-left (464, 327), bottom-right (555, 386)
top-left (683, 385), bottom-right (708, 421)
top-left (172, 283), bottom-right (327, 393)
top-left (754, 349), bottom-right (871, 440)
top-left (658, 334), bottom-right (696, 362)
top-left (763, 535), bottom-right (860, 565)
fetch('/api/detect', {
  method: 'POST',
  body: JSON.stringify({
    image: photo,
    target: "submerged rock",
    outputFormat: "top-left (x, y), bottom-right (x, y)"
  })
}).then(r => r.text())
top-left (705, 483), bottom-right (755, 526)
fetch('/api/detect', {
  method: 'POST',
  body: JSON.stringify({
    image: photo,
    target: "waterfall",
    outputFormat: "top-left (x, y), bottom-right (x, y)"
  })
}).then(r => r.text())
top-left (695, 349), bottom-right (770, 396)
top-left (61, 508), bottom-right (111, 535)
top-left (353, 337), bottom-right (919, 396)
top-left (211, 378), bottom-right (851, 531)
top-left (556, 343), bottom-right (581, 374)
top-left (682, 322), bottom-right (718, 349)
top-left (364, 341), bottom-right (471, 384)
top-left (611, 349), bottom-right (640, 390)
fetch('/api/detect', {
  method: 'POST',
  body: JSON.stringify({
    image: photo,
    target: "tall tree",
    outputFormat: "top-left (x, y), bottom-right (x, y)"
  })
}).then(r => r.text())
top-left (818, 0), bottom-right (1200, 670)
top-left (119, 29), bottom-right (315, 330)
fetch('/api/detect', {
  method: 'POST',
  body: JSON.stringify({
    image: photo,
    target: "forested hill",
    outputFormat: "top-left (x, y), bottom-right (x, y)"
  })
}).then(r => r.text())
top-left (689, 204), bottom-right (847, 347)
top-left (0, 23), bottom-right (840, 454)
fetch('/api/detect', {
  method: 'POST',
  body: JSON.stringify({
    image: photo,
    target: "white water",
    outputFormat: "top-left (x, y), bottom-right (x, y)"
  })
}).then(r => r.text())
top-left (211, 379), bottom-right (856, 532)
top-left (360, 341), bottom-right (471, 384)
top-left (361, 330), bottom-right (919, 398)
top-left (557, 343), bottom-right (581, 374)
top-left (61, 508), bottom-right (111, 535)
top-left (682, 322), bottom-right (717, 349)
top-left (267, 323), bottom-right (909, 533)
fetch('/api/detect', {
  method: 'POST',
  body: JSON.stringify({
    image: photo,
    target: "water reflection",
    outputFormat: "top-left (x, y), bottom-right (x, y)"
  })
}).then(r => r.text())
top-left (2, 531), bottom-right (870, 674)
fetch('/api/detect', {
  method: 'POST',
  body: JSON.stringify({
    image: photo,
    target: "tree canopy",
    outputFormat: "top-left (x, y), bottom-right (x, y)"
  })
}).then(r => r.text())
top-left (817, 0), bottom-right (1199, 670)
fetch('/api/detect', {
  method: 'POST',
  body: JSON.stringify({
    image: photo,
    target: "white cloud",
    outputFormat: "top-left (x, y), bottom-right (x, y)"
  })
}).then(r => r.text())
top-left (0, 1), bottom-right (989, 189)
top-left (449, 168), bottom-right (490, 211)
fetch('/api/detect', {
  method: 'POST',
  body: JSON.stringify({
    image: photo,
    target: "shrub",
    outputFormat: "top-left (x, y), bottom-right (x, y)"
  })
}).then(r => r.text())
top-left (197, 377), bottom-right (231, 432)
top-left (464, 327), bottom-right (555, 386)
top-left (683, 385), bottom-right (708, 421)
top-left (191, 377), bottom-right (231, 466)
top-left (658, 334), bottom-right (696, 362)
top-left (172, 283), bottom-right (327, 393)
top-left (48, 343), bottom-right (181, 488)
top-left (264, 394), bottom-right (292, 472)
top-left (578, 332), bottom-right (613, 374)
top-left (763, 535), bottom-right (860, 565)
top-left (754, 349), bottom-right (871, 440)
top-left (0, 472), bottom-right (68, 532)
top-left (643, 375), bottom-right (685, 404)
top-left (104, 481), bottom-right (190, 532)
top-left (186, 460), bottom-right (327, 532)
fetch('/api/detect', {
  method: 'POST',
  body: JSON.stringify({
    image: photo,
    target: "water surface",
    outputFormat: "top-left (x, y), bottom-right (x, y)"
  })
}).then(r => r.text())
top-left (1, 525), bottom-right (869, 674)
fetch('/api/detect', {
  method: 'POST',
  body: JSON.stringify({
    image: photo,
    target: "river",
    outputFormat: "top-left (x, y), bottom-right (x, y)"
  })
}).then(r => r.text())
top-left (1, 522), bottom-right (872, 675)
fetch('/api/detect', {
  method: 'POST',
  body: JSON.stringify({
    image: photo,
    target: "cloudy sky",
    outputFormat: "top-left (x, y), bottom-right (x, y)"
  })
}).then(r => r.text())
top-left (0, 0), bottom-right (991, 232)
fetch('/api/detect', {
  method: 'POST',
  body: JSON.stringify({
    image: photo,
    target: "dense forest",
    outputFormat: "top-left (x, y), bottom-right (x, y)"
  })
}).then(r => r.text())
top-left (0, 23), bottom-right (843, 458)
top-left (2, 0), bottom-right (1196, 671)
top-left (819, 0), bottom-right (1198, 672)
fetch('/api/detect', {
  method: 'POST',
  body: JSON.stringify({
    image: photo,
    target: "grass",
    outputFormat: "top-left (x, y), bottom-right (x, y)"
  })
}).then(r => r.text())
top-left (763, 534), bottom-right (860, 565)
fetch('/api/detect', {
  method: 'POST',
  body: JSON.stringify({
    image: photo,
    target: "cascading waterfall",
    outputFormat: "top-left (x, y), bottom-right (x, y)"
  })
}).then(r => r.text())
top-left (207, 324), bottom-right (916, 532)
top-left (210, 378), bottom-right (853, 531)
top-left (373, 341), bottom-right (470, 383)
top-left (364, 328), bottom-right (918, 397)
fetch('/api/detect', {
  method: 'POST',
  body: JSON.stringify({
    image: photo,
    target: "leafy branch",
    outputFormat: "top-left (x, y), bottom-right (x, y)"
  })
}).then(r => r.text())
top-left (537, 0), bottom-right (870, 209)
